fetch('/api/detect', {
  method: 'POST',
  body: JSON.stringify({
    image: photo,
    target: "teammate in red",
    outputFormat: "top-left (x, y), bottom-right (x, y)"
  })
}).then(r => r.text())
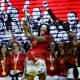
top-left (45, 41), bottom-right (58, 80)
top-left (9, 41), bottom-right (25, 80)
top-left (58, 41), bottom-right (68, 80)
top-left (67, 39), bottom-right (80, 80)
top-left (0, 43), bottom-right (10, 80)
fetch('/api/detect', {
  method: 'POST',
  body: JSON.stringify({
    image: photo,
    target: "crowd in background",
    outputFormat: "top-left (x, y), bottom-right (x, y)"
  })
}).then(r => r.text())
top-left (0, 0), bottom-right (80, 44)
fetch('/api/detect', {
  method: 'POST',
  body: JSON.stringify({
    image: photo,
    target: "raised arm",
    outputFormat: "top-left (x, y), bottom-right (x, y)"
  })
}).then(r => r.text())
top-left (42, 1), bottom-right (60, 24)
top-left (42, 1), bottom-right (70, 32)
top-left (22, 23), bottom-right (46, 42)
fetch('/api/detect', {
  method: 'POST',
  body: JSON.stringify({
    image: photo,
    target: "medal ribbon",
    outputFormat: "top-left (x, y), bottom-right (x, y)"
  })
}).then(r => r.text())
top-left (14, 53), bottom-right (19, 70)
top-left (1, 57), bottom-right (6, 73)
top-left (50, 54), bottom-right (53, 67)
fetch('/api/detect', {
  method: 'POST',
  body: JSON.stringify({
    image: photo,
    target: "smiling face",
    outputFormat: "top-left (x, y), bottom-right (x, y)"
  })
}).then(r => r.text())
top-left (40, 24), bottom-right (48, 36)
top-left (12, 42), bottom-right (19, 53)
top-left (49, 42), bottom-right (55, 52)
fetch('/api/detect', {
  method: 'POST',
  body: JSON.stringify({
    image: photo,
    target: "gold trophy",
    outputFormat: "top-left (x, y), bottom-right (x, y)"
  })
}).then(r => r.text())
top-left (2, 71), bottom-right (6, 75)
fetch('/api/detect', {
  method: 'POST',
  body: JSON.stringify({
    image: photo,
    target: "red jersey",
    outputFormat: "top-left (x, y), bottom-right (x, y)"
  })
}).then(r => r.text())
top-left (68, 55), bottom-right (79, 67)
top-left (27, 35), bottom-right (52, 63)
top-left (58, 55), bottom-right (68, 76)
top-left (45, 52), bottom-right (58, 76)
top-left (67, 43), bottom-right (80, 68)
top-left (34, 35), bottom-right (51, 52)
top-left (0, 56), bottom-right (10, 77)
top-left (10, 52), bottom-right (25, 71)
top-left (27, 50), bottom-right (45, 63)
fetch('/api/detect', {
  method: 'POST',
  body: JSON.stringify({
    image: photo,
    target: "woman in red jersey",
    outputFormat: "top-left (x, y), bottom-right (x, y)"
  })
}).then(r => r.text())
top-left (45, 41), bottom-right (58, 80)
top-left (9, 40), bottom-right (25, 80)
top-left (67, 39), bottom-right (80, 80)
top-left (0, 43), bottom-right (10, 80)
top-left (58, 41), bottom-right (68, 80)
top-left (22, 23), bottom-right (52, 80)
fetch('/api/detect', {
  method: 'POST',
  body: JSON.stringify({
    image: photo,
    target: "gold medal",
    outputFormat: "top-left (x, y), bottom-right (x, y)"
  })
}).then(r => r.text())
top-left (53, 58), bottom-right (54, 61)
top-left (50, 66), bottom-right (54, 70)
top-left (61, 59), bottom-right (64, 64)
top-left (2, 71), bottom-right (6, 75)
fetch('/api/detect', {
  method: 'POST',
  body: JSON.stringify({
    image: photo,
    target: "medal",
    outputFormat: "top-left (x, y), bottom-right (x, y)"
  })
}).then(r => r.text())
top-left (2, 71), bottom-right (6, 75)
top-left (61, 59), bottom-right (64, 64)
top-left (53, 58), bottom-right (54, 61)
top-left (50, 66), bottom-right (54, 70)
top-left (50, 54), bottom-right (54, 71)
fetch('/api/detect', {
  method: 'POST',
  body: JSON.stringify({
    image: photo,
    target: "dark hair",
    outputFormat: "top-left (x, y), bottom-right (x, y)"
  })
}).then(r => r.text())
top-left (5, 13), bottom-right (12, 31)
top-left (23, 42), bottom-right (30, 52)
top-left (0, 43), bottom-right (8, 52)
top-left (0, 43), bottom-right (8, 60)
top-left (38, 24), bottom-right (50, 36)
top-left (11, 41), bottom-right (20, 48)
top-left (48, 41), bottom-right (58, 50)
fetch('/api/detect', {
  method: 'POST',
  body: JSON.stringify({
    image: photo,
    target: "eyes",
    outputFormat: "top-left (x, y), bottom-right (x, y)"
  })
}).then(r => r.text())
top-left (12, 45), bottom-right (18, 48)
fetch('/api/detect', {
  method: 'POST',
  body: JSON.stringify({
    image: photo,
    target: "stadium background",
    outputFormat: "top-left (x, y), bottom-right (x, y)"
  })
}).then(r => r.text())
top-left (0, 0), bottom-right (80, 44)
